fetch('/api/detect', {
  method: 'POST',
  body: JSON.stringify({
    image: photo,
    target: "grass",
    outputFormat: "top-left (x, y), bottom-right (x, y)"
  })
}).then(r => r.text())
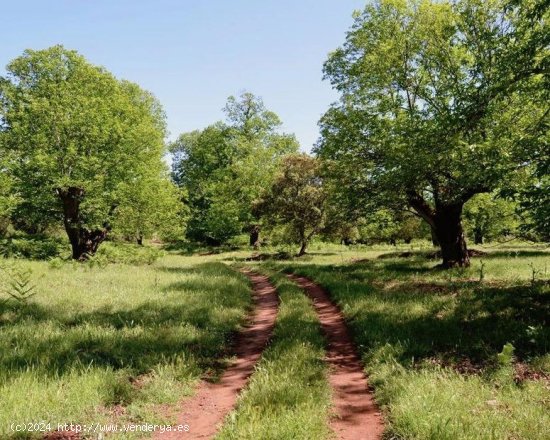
top-left (265, 244), bottom-right (550, 440)
top-left (0, 254), bottom-right (251, 439)
top-left (216, 269), bottom-right (331, 440)
top-left (1, 242), bottom-right (548, 439)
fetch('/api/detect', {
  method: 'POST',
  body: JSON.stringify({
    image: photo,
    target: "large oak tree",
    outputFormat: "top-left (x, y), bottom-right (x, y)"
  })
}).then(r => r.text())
top-left (0, 46), bottom-right (168, 259)
top-left (318, 0), bottom-right (548, 267)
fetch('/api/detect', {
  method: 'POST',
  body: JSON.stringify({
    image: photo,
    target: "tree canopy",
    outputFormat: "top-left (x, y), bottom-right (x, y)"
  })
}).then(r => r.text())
top-left (171, 92), bottom-right (298, 245)
top-left (255, 154), bottom-right (327, 256)
top-left (318, 0), bottom-right (549, 266)
top-left (0, 46), bottom-right (175, 258)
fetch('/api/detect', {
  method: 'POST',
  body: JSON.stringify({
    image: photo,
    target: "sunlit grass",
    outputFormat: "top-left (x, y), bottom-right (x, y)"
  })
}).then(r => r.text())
top-left (0, 255), bottom-right (251, 439)
top-left (216, 269), bottom-right (331, 440)
top-left (264, 244), bottom-right (549, 439)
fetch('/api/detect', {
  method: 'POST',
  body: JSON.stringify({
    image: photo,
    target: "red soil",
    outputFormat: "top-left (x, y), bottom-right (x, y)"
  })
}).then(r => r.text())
top-left (154, 269), bottom-right (278, 439)
top-left (287, 274), bottom-right (384, 440)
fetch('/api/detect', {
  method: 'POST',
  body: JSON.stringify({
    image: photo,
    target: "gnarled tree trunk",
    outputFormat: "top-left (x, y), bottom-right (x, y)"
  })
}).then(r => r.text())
top-left (408, 191), bottom-right (470, 268)
top-left (56, 187), bottom-right (110, 260)
top-left (433, 204), bottom-right (470, 268)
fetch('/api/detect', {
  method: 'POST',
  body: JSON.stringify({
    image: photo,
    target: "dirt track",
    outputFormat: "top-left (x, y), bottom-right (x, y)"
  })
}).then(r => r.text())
top-left (154, 269), bottom-right (278, 440)
top-left (288, 274), bottom-right (384, 440)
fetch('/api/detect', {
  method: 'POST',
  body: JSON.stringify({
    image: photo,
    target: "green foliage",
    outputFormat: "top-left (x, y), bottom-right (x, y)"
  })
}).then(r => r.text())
top-left (0, 262), bottom-right (37, 304)
top-left (318, 0), bottom-right (549, 264)
top-left (357, 210), bottom-right (428, 245)
top-left (171, 92), bottom-right (298, 245)
top-left (0, 46), bottom-right (169, 256)
top-left (519, 174), bottom-right (550, 242)
top-left (463, 194), bottom-right (520, 243)
top-left (92, 242), bottom-right (165, 265)
top-left (0, 235), bottom-right (64, 260)
top-left (497, 343), bottom-right (515, 367)
top-left (256, 154), bottom-right (327, 255)
top-left (113, 173), bottom-right (187, 244)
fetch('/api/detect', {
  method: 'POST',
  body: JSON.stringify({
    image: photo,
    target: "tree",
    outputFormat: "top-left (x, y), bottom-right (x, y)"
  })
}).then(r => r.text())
top-left (463, 194), bottom-right (519, 244)
top-left (0, 139), bottom-right (18, 236)
top-left (171, 92), bottom-right (298, 246)
top-left (112, 171), bottom-right (186, 245)
top-left (256, 154), bottom-right (327, 256)
top-left (318, 0), bottom-right (548, 267)
top-left (0, 46), bottom-right (167, 259)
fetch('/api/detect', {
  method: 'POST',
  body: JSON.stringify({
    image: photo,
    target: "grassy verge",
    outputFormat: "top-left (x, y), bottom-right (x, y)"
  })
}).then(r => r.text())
top-left (268, 247), bottom-right (550, 439)
top-left (0, 255), bottom-right (251, 439)
top-left (216, 268), bottom-right (331, 440)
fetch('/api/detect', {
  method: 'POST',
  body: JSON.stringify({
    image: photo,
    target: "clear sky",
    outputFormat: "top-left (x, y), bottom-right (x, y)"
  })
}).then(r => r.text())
top-left (1, 0), bottom-right (366, 151)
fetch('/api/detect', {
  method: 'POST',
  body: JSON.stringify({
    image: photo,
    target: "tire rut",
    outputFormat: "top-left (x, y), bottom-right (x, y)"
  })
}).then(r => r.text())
top-left (155, 269), bottom-right (278, 439)
top-left (287, 274), bottom-right (384, 440)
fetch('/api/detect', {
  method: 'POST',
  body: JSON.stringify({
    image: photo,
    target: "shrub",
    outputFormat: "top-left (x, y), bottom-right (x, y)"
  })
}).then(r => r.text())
top-left (0, 236), bottom-right (65, 260)
top-left (93, 242), bottom-right (164, 265)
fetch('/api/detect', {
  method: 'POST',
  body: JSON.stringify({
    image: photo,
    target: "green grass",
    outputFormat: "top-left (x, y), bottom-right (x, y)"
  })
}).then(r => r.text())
top-left (264, 244), bottom-right (550, 440)
top-left (0, 254), bottom-right (251, 439)
top-left (1, 243), bottom-right (548, 439)
top-left (216, 269), bottom-right (331, 440)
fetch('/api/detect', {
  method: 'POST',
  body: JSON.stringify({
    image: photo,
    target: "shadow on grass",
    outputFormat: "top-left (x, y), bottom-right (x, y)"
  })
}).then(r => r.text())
top-left (482, 250), bottom-right (550, 259)
top-left (0, 262), bottom-right (250, 379)
top-left (282, 261), bottom-right (549, 371)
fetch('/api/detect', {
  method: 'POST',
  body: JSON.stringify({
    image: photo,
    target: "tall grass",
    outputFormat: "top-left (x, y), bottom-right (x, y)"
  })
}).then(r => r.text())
top-left (268, 246), bottom-right (550, 439)
top-left (0, 255), bottom-right (251, 439)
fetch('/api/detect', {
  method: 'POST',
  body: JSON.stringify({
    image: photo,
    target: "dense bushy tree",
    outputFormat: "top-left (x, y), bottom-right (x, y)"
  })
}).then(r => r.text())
top-left (318, 0), bottom-right (549, 267)
top-left (0, 46), bottom-right (168, 259)
top-left (256, 154), bottom-right (327, 256)
top-left (0, 138), bottom-right (18, 236)
top-left (171, 92), bottom-right (298, 246)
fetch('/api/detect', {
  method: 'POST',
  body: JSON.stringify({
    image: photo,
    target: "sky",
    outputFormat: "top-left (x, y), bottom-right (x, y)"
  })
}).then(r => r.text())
top-left (1, 0), bottom-right (366, 151)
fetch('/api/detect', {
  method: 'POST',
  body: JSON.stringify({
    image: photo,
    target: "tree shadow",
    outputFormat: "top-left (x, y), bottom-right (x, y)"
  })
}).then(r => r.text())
top-left (0, 262), bottom-right (250, 380)
top-left (286, 262), bottom-right (549, 372)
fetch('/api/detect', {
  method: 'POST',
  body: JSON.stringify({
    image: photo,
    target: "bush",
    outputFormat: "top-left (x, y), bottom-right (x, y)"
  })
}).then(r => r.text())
top-left (93, 242), bottom-right (164, 265)
top-left (0, 236), bottom-right (65, 260)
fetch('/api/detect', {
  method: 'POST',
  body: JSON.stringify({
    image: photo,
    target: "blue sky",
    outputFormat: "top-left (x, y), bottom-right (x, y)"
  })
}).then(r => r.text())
top-left (1, 0), bottom-right (365, 150)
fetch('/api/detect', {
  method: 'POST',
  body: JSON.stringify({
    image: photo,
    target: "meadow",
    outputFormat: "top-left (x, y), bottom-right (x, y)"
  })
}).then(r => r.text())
top-left (0, 242), bottom-right (548, 439)
top-left (265, 243), bottom-right (550, 439)
top-left (0, 254), bottom-right (251, 439)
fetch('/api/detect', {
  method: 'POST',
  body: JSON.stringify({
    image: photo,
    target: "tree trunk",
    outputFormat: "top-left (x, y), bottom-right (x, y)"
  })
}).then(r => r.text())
top-left (57, 187), bottom-right (109, 260)
top-left (430, 226), bottom-right (440, 247)
top-left (297, 240), bottom-right (308, 257)
top-left (474, 228), bottom-right (483, 245)
top-left (249, 225), bottom-right (260, 249)
top-left (433, 204), bottom-right (470, 268)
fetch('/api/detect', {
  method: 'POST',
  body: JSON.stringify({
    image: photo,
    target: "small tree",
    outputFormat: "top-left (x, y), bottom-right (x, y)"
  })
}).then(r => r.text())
top-left (463, 194), bottom-right (519, 244)
top-left (113, 172), bottom-right (186, 245)
top-left (0, 46), bottom-right (167, 259)
top-left (256, 154), bottom-right (327, 256)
